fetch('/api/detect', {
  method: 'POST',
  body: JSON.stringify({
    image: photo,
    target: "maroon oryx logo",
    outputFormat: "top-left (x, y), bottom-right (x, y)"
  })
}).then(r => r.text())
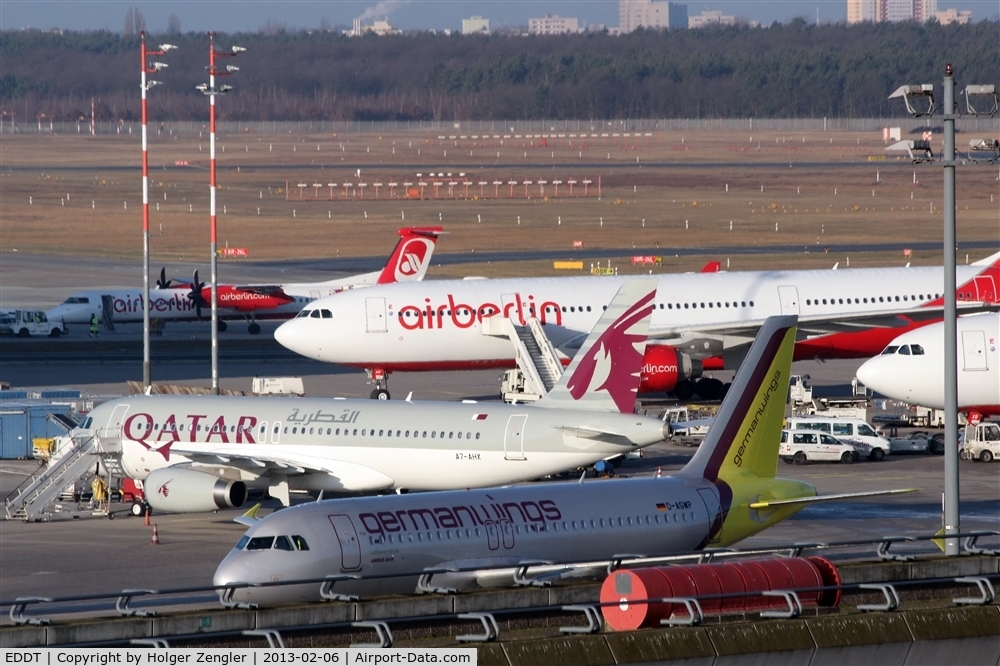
top-left (566, 290), bottom-right (656, 413)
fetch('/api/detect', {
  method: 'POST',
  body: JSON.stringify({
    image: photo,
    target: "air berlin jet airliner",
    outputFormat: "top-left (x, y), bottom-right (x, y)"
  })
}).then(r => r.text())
top-left (45, 227), bottom-right (441, 334)
top-left (274, 251), bottom-right (999, 399)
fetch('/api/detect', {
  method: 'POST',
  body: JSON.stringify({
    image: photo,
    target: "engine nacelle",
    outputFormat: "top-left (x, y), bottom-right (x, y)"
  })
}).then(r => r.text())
top-left (638, 345), bottom-right (702, 393)
top-left (145, 467), bottom-right (247, 514)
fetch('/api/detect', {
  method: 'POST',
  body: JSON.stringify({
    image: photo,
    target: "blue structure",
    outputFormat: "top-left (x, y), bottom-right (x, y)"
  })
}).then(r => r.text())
top-left (0, 401), bottom-right (73, 459)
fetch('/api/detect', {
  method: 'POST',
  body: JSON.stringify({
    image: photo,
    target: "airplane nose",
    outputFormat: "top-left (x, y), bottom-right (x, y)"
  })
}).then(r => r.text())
top-left (214, 555), bottom-right (255, 589)
top-left (274, 320), bottom-right (311, 356)
top-left (854, 357), bottom-right (881, 392)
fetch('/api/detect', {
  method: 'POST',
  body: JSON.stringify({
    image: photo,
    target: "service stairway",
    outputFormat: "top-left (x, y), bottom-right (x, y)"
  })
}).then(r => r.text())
top-left (4, 431), bottom-right (121, 521)
top-left (483, 315), bottom-right (564, 401)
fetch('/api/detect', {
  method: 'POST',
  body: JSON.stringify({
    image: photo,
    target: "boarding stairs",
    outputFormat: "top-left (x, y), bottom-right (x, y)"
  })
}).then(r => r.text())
top-left (483, 316), bottom-right (564, 402)
top-left (4, 431), bottom-right (121, 522)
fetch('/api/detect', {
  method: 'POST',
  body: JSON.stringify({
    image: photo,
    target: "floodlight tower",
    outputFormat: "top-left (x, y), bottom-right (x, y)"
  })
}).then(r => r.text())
top-left (198, 32), bottom-right (243, 395)
top-left (140, 31), bottom-right (177, 390)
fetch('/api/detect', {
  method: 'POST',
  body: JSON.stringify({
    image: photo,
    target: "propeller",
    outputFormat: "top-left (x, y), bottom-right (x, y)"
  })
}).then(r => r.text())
top-left (155, 268), bottom-right (173, 289)
top-left (187, 269), bottom-right (208, 318)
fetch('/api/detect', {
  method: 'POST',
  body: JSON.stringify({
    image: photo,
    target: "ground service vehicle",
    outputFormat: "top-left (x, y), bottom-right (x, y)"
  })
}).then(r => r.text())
top-left (885, 430), bottom-right (946, 455)
top-left (785, 416), bottom-right (890, 460)
top-left (0, 310), bottom-right (67, 337)
top-left (961, 422), bottom-right (1000, 462)
top-left (779, 430), bottom-right (858, 465)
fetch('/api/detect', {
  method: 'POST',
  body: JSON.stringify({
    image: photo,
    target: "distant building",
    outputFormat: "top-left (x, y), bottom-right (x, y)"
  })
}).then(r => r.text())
top-left (462, 16), bottom-right (491, 34)
top-left (345, 18), bottom-right (401, 36)
top-left (619, 1), bottom-right (688, 32)
top-left (934, 7), bottom-right (972, 23)
top-left (528, 15), bottom-right (581, 35)
top-left (847, 0), bottom-right (944, 23)
top-left (688, 10), bottom-right (736, 28)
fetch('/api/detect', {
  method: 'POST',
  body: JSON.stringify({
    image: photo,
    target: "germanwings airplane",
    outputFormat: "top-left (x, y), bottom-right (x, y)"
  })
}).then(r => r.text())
top-left (214, 315), bottom-right (915, 604)
top-left (274, 251), bottom-right (1000, 399)
top-left (45, 227), bottom-right (442, 334)
top-left (73, 280), bottom-right (668, 516)
top-left (856, 313), bottom-right (1000, 417)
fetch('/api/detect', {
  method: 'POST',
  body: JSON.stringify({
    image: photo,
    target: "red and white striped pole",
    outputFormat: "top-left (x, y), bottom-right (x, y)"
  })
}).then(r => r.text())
top-left (203, 33), bottom-right (242, 395)
top-left (139, 32), bottom-right (175, 390)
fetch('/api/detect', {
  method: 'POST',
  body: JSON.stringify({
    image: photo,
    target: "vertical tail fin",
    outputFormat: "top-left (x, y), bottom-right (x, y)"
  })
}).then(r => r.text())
top-left (536, 278), bottom-right (657, 413)
top-left (375, 227), bottom-right (444, 284)
top-left (678, 315), bottom-right (798, 482)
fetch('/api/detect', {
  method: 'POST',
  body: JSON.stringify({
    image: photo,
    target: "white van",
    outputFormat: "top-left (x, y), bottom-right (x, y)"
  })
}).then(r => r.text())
top-left (780, 430), bottom-right (858, 465)
top-left (785, 417), bottom-right (891, 460)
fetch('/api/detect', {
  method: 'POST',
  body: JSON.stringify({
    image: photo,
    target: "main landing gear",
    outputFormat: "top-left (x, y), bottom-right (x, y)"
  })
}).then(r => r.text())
top-left (367, 368), bottom-right (390, 400)
top-left (241, 313), bottom-right (261, 335)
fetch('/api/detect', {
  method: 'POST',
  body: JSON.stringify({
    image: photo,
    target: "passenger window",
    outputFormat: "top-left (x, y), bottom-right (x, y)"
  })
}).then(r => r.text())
top-left (274, 536), bottom-right (294, 551)
top-left (833, 423), bottom-right (852, 436)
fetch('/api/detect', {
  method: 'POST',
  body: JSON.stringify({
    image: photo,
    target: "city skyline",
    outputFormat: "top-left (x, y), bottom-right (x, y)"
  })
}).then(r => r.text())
top-left (0, 0), bottom-right (993, 33)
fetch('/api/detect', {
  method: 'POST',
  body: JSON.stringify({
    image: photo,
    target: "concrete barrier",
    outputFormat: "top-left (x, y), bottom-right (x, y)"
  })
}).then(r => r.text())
top-left (903, 606), bottom-right (1000, 641)
top-left (454, 588), bottom-right (549, 614)
top-left (151, 610), bottom-right (254, 637)
top-left (0, 626), bottom-right (45, 648)
top-left (705, 620), bottom-right (815, 657)
top-left (255, 604), bottom-right (356, 629)
top-left (477, 643), bottom-right (511, 666)
top-left (46, 617), bottom-right (151, 646)
top-left (548, 584), bottom-right (602, 606)
top-left (604, 626), bottom-right (715, 662)
top-left (355, 595), bottom-right (453, 621)
top-left (502, 635), bottom-right (616, 666)
top-left (807, 613), bottom-right (912, 647)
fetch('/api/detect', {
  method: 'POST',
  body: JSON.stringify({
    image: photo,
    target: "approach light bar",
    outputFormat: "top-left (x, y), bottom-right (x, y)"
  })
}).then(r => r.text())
top-left (963, 84), bottom-right (998, 117)
top-left (889, 84), bottom-right (935, 117)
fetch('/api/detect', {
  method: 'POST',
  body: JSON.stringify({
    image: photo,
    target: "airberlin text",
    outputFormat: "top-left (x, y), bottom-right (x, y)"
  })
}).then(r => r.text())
top-left (396, 293), bottom-right (562, 330)
top-left (359, 499), bottom-right (562, 540)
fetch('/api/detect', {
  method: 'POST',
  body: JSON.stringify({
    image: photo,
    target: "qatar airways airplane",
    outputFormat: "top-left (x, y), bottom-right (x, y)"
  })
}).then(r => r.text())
top-left (214, 315), bottom-right (915, 604)
top-left (856, 313), bottom-right (999, 417)
top-left (63, 280), bottom-right (668, 517)
top-left (274, 251), bottom-right (999, 399)
top-left (44, 227), bottom-right (441, 334)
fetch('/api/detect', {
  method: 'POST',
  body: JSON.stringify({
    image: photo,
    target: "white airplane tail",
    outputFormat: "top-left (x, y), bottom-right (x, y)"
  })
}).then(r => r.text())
top-left (536, 278), bottom-right (657, 413)
top-left (374, 227), bottom-right (444, 284)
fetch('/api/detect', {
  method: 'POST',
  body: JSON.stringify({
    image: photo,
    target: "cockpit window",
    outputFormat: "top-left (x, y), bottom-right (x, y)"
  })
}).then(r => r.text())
top-left (236, 535), bottom-right (250, 550)
top-left (898, 345), bottom-right (911, 355)
top-left (274, 536), bottom-right (294, 551)
top-left (245, 536), bottom-right (275, 551)
top-left (310, 309), bottom-right (322, 318)
top-left (881, 346), bottom-right (899, 355)
top-left (321, 309), bottom-right (332, 319)
top-left (292, 535), bottom-right (309, 551)
top-left (64, 297), bottom-right (90, 304)
top-left (911, 344), bottom-right (925, 355)
top-left (296, 310), bottom-right (312, 318)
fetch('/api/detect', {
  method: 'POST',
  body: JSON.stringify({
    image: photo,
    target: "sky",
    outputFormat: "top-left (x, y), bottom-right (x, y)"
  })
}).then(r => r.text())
top-left (0, 0), bottom-right (994, 33)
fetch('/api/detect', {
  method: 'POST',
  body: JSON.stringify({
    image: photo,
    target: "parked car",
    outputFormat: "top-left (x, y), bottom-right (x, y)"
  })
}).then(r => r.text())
top-left (779, 429), bottom-right (859, 465)
top-left (785, 416), bottom-right (891, 460)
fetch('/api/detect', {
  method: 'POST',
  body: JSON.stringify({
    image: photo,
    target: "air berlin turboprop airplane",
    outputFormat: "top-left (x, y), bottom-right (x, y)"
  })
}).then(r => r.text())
top-left (66, 280), bottom-right (668, 517)
top-left (214, 315), bottom-right (915, 604)
top-left (274, 251), bottom-right (999, 399)
top-left (856, 313), bottom-right (1000, 417)
top-left (44, 227), bottom-right (442, 334)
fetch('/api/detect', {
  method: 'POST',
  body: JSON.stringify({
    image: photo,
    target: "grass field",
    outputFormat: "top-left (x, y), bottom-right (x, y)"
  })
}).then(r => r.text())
top-left (1, 127), bottom-right (997, 277)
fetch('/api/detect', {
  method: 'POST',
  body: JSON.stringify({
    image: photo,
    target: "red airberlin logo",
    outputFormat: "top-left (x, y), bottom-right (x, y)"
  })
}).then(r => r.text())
top-left (395, 237), bottom-right (433, 280)
top-left (567, 290), bottom-right (656, 413)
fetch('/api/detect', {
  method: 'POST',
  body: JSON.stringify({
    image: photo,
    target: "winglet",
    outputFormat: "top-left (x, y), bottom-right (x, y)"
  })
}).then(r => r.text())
top-left (536, 278), bottom-right (657, 413)
top-left (375, 227), bottom-right (444, 284)
top-left (233, 503), bottom-right (263, 527)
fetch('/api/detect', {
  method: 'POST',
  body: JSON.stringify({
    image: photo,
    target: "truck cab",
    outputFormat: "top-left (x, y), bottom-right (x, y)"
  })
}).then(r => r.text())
top-left (962, 422), bottom-right (1000, 462)
top-left (0, 310), bottom-right (66, 338)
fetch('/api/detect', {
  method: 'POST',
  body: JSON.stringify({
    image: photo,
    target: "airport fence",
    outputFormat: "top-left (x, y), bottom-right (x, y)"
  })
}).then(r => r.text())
top-left (5, 117), bottom-right (999, 136)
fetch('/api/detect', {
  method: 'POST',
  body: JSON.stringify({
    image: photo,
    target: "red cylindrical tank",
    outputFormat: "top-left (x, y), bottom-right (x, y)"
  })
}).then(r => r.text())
top-left (601, 557), bottom-right (841, 630)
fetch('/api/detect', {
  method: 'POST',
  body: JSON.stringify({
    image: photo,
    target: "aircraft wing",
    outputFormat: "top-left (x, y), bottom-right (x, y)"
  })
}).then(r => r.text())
top-left (649, 301), bottom-right (997, 354)
top-left (550, 425), bottom-right (639, 446)
top-left (171, 446), bottom-right (395, 492)
top-left (748, 488), bottom-right (919, 509)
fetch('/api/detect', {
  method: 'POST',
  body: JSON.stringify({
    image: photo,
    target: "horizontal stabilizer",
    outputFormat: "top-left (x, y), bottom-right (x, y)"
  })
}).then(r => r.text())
top-left (749, 487), bottom-right (919, 509)
top-left (550, 424), bottom-right (637, 446)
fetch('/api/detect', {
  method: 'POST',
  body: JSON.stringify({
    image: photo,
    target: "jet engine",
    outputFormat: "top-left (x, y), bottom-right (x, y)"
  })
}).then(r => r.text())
top-left (144, 467), bottom-right (248, 514)
top-left (638, 345), bottom-right (702, 394)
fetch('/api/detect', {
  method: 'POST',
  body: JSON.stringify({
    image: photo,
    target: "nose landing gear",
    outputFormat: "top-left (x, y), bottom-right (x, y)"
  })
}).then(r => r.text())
top-left (367, 368), bottom-right (390, 400)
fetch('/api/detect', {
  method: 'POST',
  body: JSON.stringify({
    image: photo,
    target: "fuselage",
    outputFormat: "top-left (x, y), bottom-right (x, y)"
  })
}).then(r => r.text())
top-left (275, 263), bottom-right (996, 370)
top-left (213, 474), bottom-right (809, 604)
top-left (856, 313), bottom-right (1000, 414)
top-left (86, 395), bottom-right (667, 492)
